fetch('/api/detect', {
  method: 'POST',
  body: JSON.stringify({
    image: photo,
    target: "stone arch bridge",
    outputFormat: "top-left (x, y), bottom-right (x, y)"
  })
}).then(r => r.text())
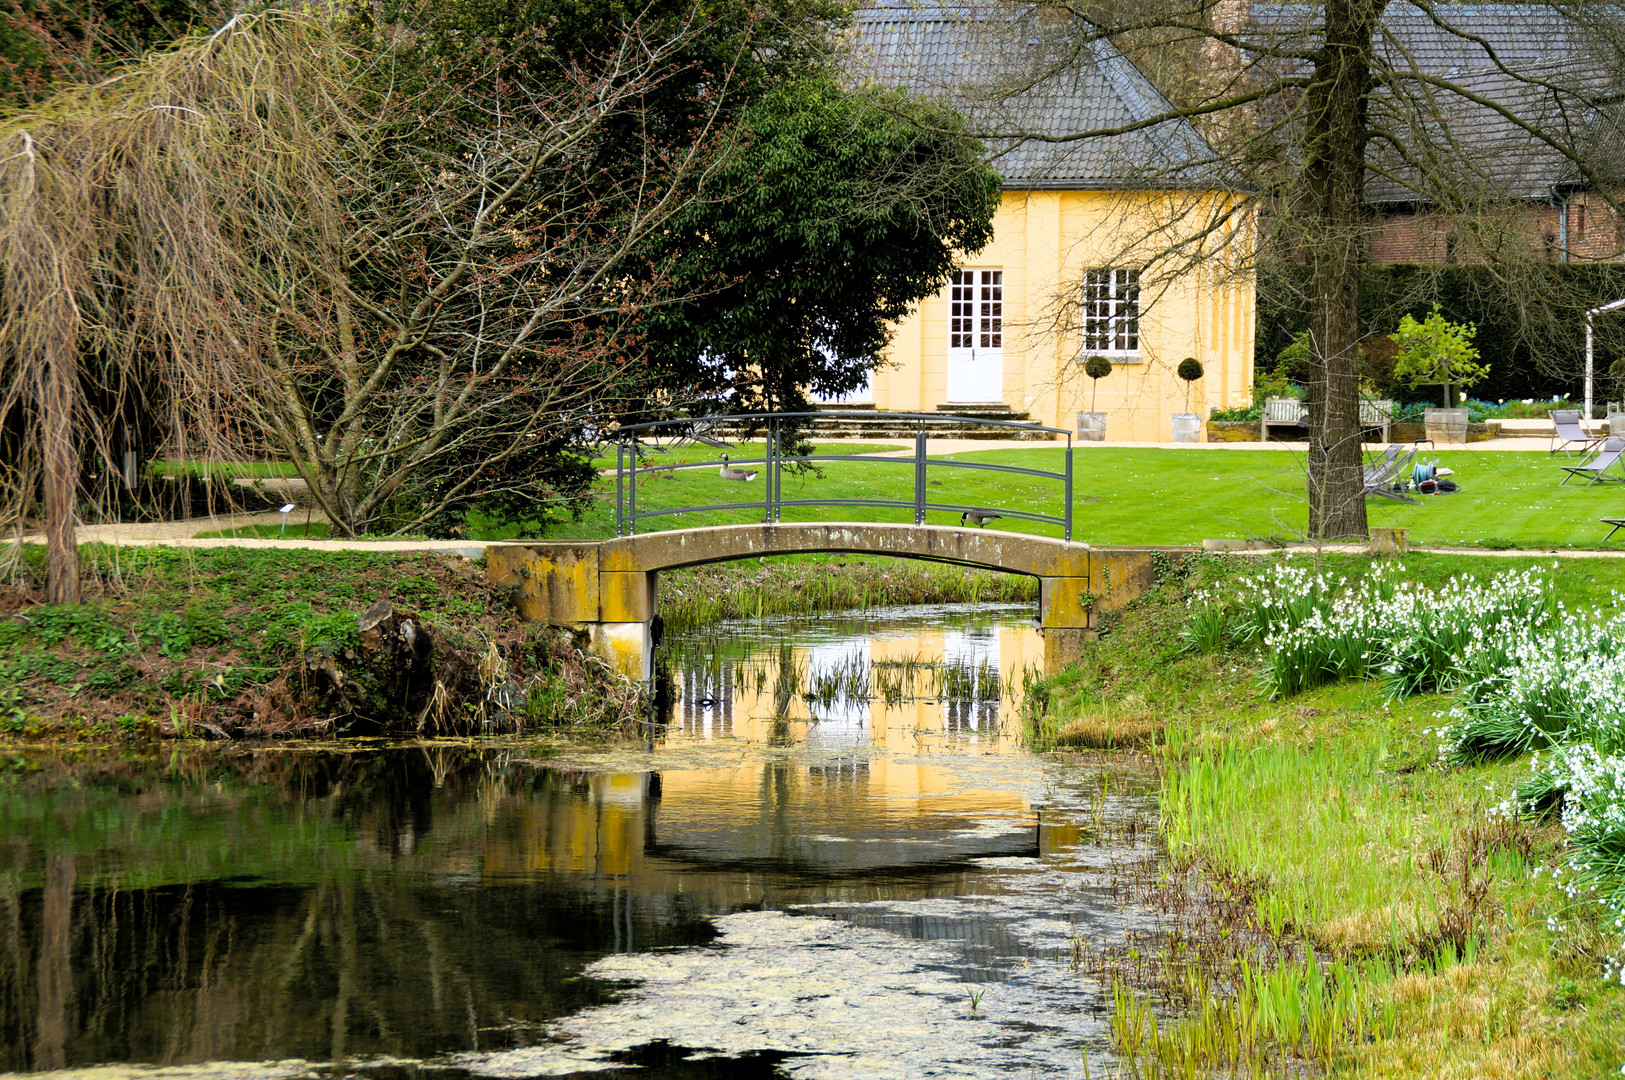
top-left (487, 524), bottom-right (1184, 680)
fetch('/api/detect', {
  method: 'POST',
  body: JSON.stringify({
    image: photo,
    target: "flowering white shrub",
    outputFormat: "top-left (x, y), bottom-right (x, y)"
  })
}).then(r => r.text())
top-left (1441, 610), bottom-right (1625, 765)
top-left (1514, 745), bottom-right (1625, 982)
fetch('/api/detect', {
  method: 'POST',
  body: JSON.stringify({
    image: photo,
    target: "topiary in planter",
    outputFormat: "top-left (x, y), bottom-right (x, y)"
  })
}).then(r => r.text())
top-left (1176, 357), bottom-right (1203, 413)
top-left (1083, 354), bottom-right (1112, 412)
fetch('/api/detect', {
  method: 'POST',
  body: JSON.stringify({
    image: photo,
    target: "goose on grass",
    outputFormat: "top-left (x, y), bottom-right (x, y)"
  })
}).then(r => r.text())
top-left (719, 454), bottom-right (759, 482)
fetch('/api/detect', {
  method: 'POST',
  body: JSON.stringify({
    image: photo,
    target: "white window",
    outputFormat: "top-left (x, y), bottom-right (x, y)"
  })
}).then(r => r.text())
top-left (950, 269), bottom-right (1003, 349)
top-left (947, 269), bottom-right (1004, 402)
top-left (1082, 268), bottom-right (1140, 356)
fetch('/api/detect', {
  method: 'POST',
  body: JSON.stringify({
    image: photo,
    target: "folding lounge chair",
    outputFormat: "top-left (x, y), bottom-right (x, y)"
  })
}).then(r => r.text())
top-left (1559, 436), bottom-right (1625, 486)
top-left (1602, 516), bottom-right (1625, 542)
top-left (1550, 409), bottom-right (1601, 456)
top-left (1363, 444), bottom-right (1418, 504)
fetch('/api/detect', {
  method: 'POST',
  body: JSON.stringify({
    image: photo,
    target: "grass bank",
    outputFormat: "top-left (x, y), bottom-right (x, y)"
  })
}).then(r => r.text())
top-left (1035, 552), bottom-right (1625, 1077)
top-left (659, 554), bottom-right (1036, 633)
top-left (0, 545), bottom-right (642, 740)
top-left (0, 544), bottom-right (1038, 742)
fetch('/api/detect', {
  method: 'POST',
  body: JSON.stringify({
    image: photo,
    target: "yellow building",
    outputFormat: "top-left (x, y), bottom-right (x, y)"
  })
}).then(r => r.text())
top-left (844, 3), bottom-right (1256, 442)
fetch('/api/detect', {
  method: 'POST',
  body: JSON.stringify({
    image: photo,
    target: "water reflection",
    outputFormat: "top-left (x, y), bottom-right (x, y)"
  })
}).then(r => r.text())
top-left (660, 604), bottom-right (1043, 754)
top-left (0, 605), bottom-right (1156, 1078)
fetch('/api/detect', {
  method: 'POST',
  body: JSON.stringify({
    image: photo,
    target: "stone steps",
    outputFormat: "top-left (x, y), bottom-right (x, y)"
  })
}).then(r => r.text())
top-left (719, 406), bottom-right (1056, 442)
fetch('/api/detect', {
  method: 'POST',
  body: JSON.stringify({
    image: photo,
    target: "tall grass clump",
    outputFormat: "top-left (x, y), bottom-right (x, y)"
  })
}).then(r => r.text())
top-left (1112, 952), bottom-right (1395, 1077)
top-left (1188, 558), bottom-right (1625, 984)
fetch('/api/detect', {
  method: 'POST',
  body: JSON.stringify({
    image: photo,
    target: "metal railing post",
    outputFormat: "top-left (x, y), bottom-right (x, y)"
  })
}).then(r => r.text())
top-left (627, 438), bottom-right (637, 535)
top-left (766, 420), bottom-right (778, 524)
top-left (1064, 434), bottom-right (1073, 542)
top-left (616, 440), bottom-right (625, 536)
top-left (914, 425), bottom-right (927, 525)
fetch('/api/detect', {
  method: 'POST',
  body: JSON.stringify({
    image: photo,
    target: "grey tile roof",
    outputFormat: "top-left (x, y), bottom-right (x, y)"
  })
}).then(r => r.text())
top-left (847, 3), bottom-right (1239, 190)
top-left (1251, 3), bottom-right (1621, 203)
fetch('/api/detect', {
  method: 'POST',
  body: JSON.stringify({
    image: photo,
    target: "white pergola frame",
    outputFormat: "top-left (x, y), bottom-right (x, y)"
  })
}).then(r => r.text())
top-left (1586, 297), bottom-right (1625, 425)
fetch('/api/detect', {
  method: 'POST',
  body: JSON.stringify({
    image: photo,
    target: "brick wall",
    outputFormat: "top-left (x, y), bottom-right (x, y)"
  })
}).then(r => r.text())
top-left (1369, 194), bottom-right (1625, 265)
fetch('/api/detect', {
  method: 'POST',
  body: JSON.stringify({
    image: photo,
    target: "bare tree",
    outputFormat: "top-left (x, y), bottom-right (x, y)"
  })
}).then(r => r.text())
top-left (1, 8), bottom-right (737, 601)
top-left (880, 0), bottom-right (1625, 538)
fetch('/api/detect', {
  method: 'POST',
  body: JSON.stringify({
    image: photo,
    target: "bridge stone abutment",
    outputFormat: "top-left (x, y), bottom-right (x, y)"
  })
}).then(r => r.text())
top-left (486, 525), bottom-right (1180, 681)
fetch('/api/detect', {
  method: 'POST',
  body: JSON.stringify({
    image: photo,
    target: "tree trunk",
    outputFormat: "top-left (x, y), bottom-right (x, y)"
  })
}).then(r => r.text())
top-left (42, 344), bottom-right (78, 605)
top-left (1301, 0), bottom-right (1381, 540)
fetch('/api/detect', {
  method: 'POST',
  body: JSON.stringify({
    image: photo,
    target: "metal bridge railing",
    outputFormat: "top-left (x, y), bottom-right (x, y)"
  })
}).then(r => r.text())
top-left (612, 411), bottom-right (1074, 540)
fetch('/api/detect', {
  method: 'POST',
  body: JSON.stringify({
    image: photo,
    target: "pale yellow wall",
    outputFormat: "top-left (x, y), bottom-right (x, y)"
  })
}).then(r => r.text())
top-left (871, 188), bottom-right (1256, 442)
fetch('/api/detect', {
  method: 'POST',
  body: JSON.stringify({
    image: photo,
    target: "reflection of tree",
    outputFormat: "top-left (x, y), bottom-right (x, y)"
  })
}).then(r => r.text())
top-left (0, 751), bottom-right (720, 1070)
top-left (32, 855), bottom-right (73, 1071)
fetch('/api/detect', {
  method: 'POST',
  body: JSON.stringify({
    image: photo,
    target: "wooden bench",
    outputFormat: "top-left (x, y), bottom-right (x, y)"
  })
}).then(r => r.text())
top-left (1261, 397), bottom-right (1306, 441)
top-left (1262, 397), bottom-right (1393, 442)
top-left (1360, 399), bottom-right (1394, 443)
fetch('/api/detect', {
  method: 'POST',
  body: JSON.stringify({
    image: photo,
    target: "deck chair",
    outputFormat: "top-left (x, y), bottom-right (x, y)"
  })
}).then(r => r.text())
top-left (1602, 516), bottom-right (1625, 541)
top-left (1550, 409), bottom-right (1601, 456)
top-left (1364, 444), bottom-right (1418, 504)
top-left (1559, 436), bottom-right (1625, 486)
top-left (671, 415), bottom-right (733, 450)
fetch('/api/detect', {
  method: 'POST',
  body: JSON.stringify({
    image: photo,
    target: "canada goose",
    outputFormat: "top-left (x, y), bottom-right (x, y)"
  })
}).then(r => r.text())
top-left (719, 454), bottom-right (759, 482)
top-left (961, 510), bottom-right (1002, 528)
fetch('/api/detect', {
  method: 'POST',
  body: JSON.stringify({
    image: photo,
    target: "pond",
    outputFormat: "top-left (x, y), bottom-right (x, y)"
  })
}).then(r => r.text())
top-left (0, 604), bottom-right (1160, 1078)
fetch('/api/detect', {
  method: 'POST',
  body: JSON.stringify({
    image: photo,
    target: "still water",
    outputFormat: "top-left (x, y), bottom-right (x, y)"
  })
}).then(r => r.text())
top-left (0, 605), bottom-right (1159, 1078)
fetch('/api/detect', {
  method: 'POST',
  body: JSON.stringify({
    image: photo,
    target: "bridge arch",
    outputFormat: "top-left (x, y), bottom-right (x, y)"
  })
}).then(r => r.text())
top-left (487, 525), bottom-right (1166, 680)
top-left (600, 523), bottom-right (1086, 577)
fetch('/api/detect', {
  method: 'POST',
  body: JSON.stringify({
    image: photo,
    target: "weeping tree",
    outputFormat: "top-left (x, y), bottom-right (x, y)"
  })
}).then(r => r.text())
top-left (0, 16), bottom-right (306, 603)
top-left (1, 8), bottom-right (739, 600)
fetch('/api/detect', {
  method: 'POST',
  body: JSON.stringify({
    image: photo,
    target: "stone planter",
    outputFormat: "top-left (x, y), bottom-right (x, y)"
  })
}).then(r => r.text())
top-left (1391, 421), bottom-right (1495, 443)
top-left (1206, 420), bottom-right (1260, 442)
top-left (1171, 413), bottom-right (1202, 443)
top-left (1076, 411), bottom-right (1107, 442)
top-left (1424, 408), bottom-right (1470, 444)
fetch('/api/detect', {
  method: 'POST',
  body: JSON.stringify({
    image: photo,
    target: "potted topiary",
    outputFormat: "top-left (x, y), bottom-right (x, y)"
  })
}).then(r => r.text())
top-left (1077, 354), bottom-right (1112, 441)
top-left (1172, 357), bottom-right (1203, 442)
top-left (1391, 304), bottom-right (1487, 444)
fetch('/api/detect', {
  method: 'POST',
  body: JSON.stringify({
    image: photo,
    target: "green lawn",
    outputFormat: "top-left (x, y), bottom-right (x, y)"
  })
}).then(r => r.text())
top-left (192, 522), bottom-right (332, 540)
top-left (585, 439), bottom-right (906, 470)
top-left (148, 460), bottom-right (302, 480)
top-left (547, 445), bottom-right (1625, 548)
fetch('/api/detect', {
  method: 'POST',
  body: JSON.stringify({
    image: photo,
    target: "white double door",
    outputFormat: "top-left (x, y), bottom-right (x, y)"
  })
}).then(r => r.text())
top-left (946, 269), bottom-right (1004, 403)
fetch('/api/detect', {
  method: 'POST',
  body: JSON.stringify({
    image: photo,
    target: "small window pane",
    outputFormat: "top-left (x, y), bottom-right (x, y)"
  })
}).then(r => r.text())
top-left (1080, 267), bottom-right (1140, 355)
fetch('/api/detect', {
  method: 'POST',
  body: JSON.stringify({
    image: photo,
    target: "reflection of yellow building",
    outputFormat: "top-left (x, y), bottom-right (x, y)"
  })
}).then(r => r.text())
top-left (467, 621), bottom-right (1054, 899)
top-left (844, 7), bottom-right (1255, 441)
top-left (669, 623), bottom-right (1042, 755)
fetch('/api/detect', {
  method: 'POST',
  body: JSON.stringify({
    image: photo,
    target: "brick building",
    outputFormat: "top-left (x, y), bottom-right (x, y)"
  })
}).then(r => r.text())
top-left (1249, 3), bottom-right (1624, 265)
